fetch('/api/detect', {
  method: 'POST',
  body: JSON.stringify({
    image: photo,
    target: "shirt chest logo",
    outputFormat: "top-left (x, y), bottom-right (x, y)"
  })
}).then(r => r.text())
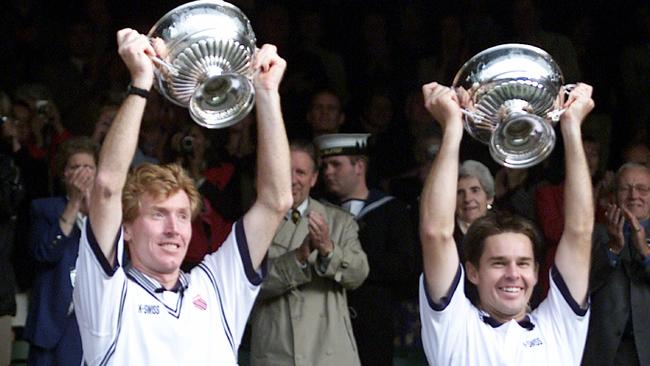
top-left (522, 337), bottom-right (543, 348)
top-left (138, 304), bottom-right (160, 315)
top-left (193, 294), bottom-right (208, 311)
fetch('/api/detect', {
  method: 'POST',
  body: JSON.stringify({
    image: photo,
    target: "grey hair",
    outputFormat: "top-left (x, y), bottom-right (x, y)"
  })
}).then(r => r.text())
top-left (459, 160), bottom-right (495, 198)
top-left (615, 162), bottom-right (650, 188)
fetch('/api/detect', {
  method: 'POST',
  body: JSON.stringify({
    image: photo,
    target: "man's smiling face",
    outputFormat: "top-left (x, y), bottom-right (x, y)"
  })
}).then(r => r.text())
top-left (466, 232), bottom-right (538, 323)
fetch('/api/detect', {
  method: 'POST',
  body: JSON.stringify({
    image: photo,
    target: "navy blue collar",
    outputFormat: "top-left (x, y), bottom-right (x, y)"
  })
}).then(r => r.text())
top-left (479, 310), bottom-right (535, 330)
top-left (124, 263), bottom-right (190, 294)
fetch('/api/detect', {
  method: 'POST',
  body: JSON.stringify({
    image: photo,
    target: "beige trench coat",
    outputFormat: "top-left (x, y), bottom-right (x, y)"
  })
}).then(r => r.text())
top-left (250, 198), bottom-right (369, 366)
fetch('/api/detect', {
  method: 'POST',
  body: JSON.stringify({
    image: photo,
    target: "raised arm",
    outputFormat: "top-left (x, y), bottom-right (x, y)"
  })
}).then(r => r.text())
top-left (243, 45), bottom-right (293, 269)
top-left (90, 29), bottom-right (155, 264)
top-left (419, 82), bottom-right (465, 301)
top-left (554, 83), bottom-right (595, 307)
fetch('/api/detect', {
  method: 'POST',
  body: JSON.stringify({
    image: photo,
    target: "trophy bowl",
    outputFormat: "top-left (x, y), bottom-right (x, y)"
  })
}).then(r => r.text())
top-left (148, 0), bottom-right (257, 129)
top-left (452, 43), bottom-right (571, 168)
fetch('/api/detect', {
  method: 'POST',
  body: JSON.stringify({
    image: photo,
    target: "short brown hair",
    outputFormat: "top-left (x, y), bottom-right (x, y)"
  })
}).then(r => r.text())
top-left (463, 212), bottom-right (543, 268)
top-left (122, 163), bottom-right (201, 223)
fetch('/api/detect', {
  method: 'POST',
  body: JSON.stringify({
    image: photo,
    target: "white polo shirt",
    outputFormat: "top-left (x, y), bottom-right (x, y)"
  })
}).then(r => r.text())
top-left (73, 219), bottom-right (264, 366)
top-left (420, 266), bottom-right (590, 366)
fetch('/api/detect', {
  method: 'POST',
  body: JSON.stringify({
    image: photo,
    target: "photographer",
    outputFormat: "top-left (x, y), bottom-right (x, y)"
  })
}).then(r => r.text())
top-left (12, 85), bottom-right (71, 173)
top-left (169, 125), bottom-right (242, 270)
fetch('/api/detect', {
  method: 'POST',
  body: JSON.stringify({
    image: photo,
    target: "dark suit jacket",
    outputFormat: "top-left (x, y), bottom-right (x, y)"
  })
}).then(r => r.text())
top-left (582, 220), bottom-right (650, 366)
top-left (23, 196), bottom-right (82, 349)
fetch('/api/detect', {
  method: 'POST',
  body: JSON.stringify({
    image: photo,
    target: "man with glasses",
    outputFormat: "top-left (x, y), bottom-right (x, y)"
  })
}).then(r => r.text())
top-left (583, 163), bottom-right (650, 365)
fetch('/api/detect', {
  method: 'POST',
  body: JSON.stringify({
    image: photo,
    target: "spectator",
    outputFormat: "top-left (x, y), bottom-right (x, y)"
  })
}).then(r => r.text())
top-left (315, 133), bottom-right (417, 365)
top-left (583, 163), bottom-right (650, 365)
top-left (305, 89), bottom-right (346, 139)
top-left (23, 137), bottom-right (98, 366)
top-left (250, 140), bottom-right (368, 365)
top-left (454, 160), bottom-right (496, 260)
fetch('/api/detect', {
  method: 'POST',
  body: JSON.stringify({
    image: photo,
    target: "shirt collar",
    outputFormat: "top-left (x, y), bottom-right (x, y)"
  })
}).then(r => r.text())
top-left (286, 197), bottom-right (309, 220)
top-left (124, 263), bottom-right (190, 294)
top-left (479, 309), bottom-right (535, 331)
top-left (340, 199), bottom-right (366, 217)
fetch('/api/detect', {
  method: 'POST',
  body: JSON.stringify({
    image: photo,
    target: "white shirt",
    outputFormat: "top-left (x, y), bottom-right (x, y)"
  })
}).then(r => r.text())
top-left (73, 219), bottom-right (264, 365)
top-left (420, 266), bottom-right (590, 366)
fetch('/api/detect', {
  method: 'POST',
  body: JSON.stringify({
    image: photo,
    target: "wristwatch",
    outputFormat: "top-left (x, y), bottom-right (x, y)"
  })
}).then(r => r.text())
top-left (126, 84), bottom-right (150, 99)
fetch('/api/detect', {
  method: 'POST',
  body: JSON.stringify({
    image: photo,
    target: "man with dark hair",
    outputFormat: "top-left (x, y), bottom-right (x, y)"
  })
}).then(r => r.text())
top-left (250, 139), bottom-right (368, 365)
top-left (418, 82), bottom-right (595, 365)
top-left (314, 133), bottom-right (417, 366)
top-left (306, 89), bottom-right (346, 138)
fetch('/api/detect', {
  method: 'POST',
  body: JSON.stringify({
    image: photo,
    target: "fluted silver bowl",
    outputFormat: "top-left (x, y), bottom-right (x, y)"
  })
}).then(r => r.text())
top-left (148, 0), bottom-right (256, 129)
top-left (453, 44), bottom-right (566, 168)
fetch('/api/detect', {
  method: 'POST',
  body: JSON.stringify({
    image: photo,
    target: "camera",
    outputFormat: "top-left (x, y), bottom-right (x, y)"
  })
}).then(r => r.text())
top-left (35, 100), bottom-right (50, 115)
top-left (181, 135), bottom-right (194, 153)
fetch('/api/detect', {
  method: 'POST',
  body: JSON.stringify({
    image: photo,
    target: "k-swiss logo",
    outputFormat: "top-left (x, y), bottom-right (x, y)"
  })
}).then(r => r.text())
top-left (522, 338), bottom-right (543, 348)
top-left (138, 304), bottom-right (160, 314)
top-left (193, 295), bottom-right (207, 311)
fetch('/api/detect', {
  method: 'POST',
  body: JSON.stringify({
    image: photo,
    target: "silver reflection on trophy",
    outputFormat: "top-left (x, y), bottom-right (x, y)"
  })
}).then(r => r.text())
top-left (452, 44), bottom-right (573, 168)
top-left (148, 0), bottom-right (257, 129)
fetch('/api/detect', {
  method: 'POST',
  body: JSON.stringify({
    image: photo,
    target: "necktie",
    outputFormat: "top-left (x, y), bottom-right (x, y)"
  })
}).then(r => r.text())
top-left (291, 209), bottom-right (301, 224)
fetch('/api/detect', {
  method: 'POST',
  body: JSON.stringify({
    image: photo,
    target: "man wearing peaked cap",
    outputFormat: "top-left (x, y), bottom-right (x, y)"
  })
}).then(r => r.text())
top-left (314, 133), bottom-right (370, 158)
top-left (314, 133), bottom-right (418, 366)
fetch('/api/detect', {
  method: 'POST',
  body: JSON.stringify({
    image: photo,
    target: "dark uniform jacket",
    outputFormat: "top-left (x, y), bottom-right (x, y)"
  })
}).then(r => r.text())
top-left (340, 189), bottom-right (418, 366)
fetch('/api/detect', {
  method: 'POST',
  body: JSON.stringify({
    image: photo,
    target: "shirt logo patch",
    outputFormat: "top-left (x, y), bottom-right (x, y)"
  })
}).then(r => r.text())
top-left (523, 338), bottom-right (543, 348)
top-left (193, 295), bottom-right (207, 311)
top-left (138, 304), bottom-right (160, 314)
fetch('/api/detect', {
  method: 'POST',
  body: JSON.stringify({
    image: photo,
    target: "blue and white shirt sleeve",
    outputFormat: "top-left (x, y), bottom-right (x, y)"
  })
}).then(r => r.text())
top-left (72, 219), bottom-right (127, 365)
top-left (195, 219), bottom-right (267, 348)
top-left (532, 266), bottom-right (590, 365)
top-left (419, 265), bottom-right (471, 364)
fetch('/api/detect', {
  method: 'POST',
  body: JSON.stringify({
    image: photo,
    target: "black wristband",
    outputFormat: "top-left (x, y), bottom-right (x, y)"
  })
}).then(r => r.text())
top-left (127, 84), bottom-right (150, 99)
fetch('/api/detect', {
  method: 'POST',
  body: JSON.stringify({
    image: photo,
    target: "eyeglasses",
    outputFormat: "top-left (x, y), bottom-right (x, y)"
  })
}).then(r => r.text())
top-left (617, 184), bottom-right (650, 196)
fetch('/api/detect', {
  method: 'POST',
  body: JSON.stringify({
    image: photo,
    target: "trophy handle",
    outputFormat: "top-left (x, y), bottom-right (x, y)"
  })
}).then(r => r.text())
top-left (148, 37), bottom-right (179, 76)
top-left (546, 84), bottom-right (577, 122)
top-left (461, 109), bottom-right (493, 128)
top-left (151, 56), bottom-right (179, 76)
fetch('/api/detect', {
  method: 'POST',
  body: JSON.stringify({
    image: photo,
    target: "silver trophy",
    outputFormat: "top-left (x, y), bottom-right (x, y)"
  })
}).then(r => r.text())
top-left (148, 0), bottom-right (257, 129)
top-left (453, 44), bottom-right (573, 168)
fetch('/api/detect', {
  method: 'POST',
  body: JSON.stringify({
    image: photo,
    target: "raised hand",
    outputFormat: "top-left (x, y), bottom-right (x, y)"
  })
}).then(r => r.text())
top-left (251, 44), bottom-right (287, 92)
top-left (605, 203), bottom-right (626, 254)
top-left (621, 205), bottom-right (649, 257)
top-left (295, 237), bottom-right (312, 265)
top-left (116, 28), bottom-right (157, 89)
top-left (560, 83), bottom-right (595, 127)
top-left (421, 82), bottom-right (463, 133)
top-left (307, 211), bottom-right (334, 256)
top-left (66, 166), bottom-right (95, 209)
